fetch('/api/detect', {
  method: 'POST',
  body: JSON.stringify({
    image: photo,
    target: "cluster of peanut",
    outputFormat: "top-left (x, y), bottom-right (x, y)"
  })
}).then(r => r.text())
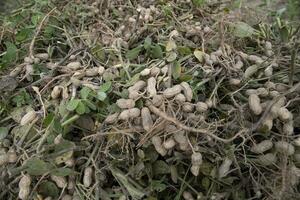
top-left (16, 135), bottom-right (96, 200)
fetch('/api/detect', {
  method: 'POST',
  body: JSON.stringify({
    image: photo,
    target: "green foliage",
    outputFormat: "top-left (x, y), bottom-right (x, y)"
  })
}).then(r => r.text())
top-left (0, 127), bottom-right (9, 141)
top-left (12, 89), bottom-right (32, 107)
top-left (0, 42), bottom-right (17, 69)
top-left (192, 0), bottom-right (206, 7)
top-left (38, 181), bottom-right (59, 198)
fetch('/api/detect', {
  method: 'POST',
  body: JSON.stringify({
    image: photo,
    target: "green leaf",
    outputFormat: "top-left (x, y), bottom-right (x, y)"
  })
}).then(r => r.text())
top-left (43, 113), bottom-right (55, 127)
top-left (16, 28), bottom-right (33, 43)
top-left (1, 42), bottom-right (17, 68)
top-left (144, 37), bottom-right (152, 50)
top-left (178, 46), bottom-right (192, 56)
top-left (99, 81), bottom-right (112, 92)
top-left (233, 22), bottom-right (256, 38)
top-left (24, 158), bottom-right (52, 175)
top-left (38, 181), bottom-right (59, 198)
top-left (66, 99), bottom-right (80, 111)
top-left (76, 101), bottom-right (86, 115)
top-left (83, 99), bottom-right (97, 110)
top-left (151, 180), bottom-right (167, 192)
top-left (92, 44), bottom-right (106, 62)
top-left (124, 73), bottom-right (140, 87)
top-left (97, 91), bottom-right (107, 101)
top-left (152, 160), bottom-right (170, 175)
top-left (51, 168), bottom-right (74, 177)
top-left (80, 87), bottom-right (91, 99)
top-left (150, 44), bottom-right (163, 59)
top-left (31, 14), bottom-right (42, 25)
top-left (0, 127), bottom-right (9, 141)
top-left (279, 27), bottom-right (289, 42)
top-left (126, 46), bottom-right (143, 60)
top-left (192, 0), bottom-right (206, 7)
top-left (172, 61), bottom-right (181, 79)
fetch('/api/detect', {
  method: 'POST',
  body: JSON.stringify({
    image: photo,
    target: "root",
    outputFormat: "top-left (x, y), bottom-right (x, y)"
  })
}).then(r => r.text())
top-left (147, 103), bottom-right (244, 143)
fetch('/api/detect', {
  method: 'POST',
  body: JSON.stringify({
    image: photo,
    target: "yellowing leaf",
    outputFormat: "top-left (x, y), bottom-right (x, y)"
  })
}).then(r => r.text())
top-left (166, 40), bottom-right (177, 52)
top-left (166, 52), bottom-right (177, 62)
top-left (194, 50), bottom-right (204, 62)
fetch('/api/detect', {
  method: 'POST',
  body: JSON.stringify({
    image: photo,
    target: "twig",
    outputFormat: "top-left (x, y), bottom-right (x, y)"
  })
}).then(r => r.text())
top-left (32, 86), bottom-right (46, 119)
top-left (147, 103), bottom-right (244, 143)
top-left (29, 8), bottom-right (56, 58)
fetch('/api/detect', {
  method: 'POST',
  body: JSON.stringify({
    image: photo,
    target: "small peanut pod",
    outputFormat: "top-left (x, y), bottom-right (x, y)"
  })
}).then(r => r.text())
top-left (20, 111), bottom-right (37, 126)
top-left (18, 175), bottom-right (31, 200)
top-left (283, 120), bottom-right (294, 135)
top-left (51, 86), bottom-right (62, 99)
top-left (277, 107), bottom-right (293, 122)
top-left (195, 102), bottom-right (208, 112)
top-left (175, 93), bottom-right (186, 103)
top-left (163, 85), bottom-right (182, 98)
top-left (141, 107), bottom-right (153, 131)
top-left (98, 66), bottom-right (105, 75)
top-left (233, 59), bottom-right (244, 69)
top-left (218, 157), bottom-right (233, 178)
top-left (191, 152), bottom-right (202, 166)
top-left (248, 55), bottom-right (263, 64)
top-left (147, 77), bottom-right (157, 97)
top-left (83, 167), bottom-right (93, 187)
top-left (104, 113), bottom-right (119, 124)
top-left (250, 140), bottom-right (273, 154)
top-left (256, 153), bottom-right (277, 166)
top-left (229, 78), bottom-right (241, 86)
top-left (182, 102), bottom-right (194, 112)
top-left (183, 191), bottom-right (194, 200)
top-left (162, 138), bottom-right (176, 150)
top-left (174, 131), bottom-right (189, 151)
top-left (293, 137), bottom-right (300, 147)
top-left (61, 194), bottom-right (72, 200)
top-left (150, 67), bottom-right (160, 76)
top-left (129, 80), bottom-right (146, 92)
top-left (35, 53), bottom-right (49, 60)
top-left (180, 82), bottom-right (193, 102)
top-left (118, 108), bottom-right (141, 120)
top-left (67, 61), bottom-right (82, 70)
top-left (140, 68), bottom-right (151, 76)
top-left (249, 94), bottom-right (262, 115)
top-left (275, 141), bottom-right (295, 155)
top-left (190, 164), bottom-right (200, 176)
top-left (85, 67), bottom-right (99, 76)
top-left (256, 87), bottom-right (269, 97)
top-left (191, 152), bottom-right (202, 176)
top-left (151, 95), bottom-right (163, 107)
top-left (0, 154), bottom-right (8, 166)
top-left (7, 149), bottom-right (17, 163)
top-left (116, 99), bottom-right (135, 109)
top-left (151, 136), bottom-right (167, 156)
top-left (244, 65), bottom-right (258, 79)
top-left (260, 115), bottom-right (273, 131)
top-left (51, 175), bottom-right (67, 188)
top-left (264, 65), bottom-right (273, 77)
